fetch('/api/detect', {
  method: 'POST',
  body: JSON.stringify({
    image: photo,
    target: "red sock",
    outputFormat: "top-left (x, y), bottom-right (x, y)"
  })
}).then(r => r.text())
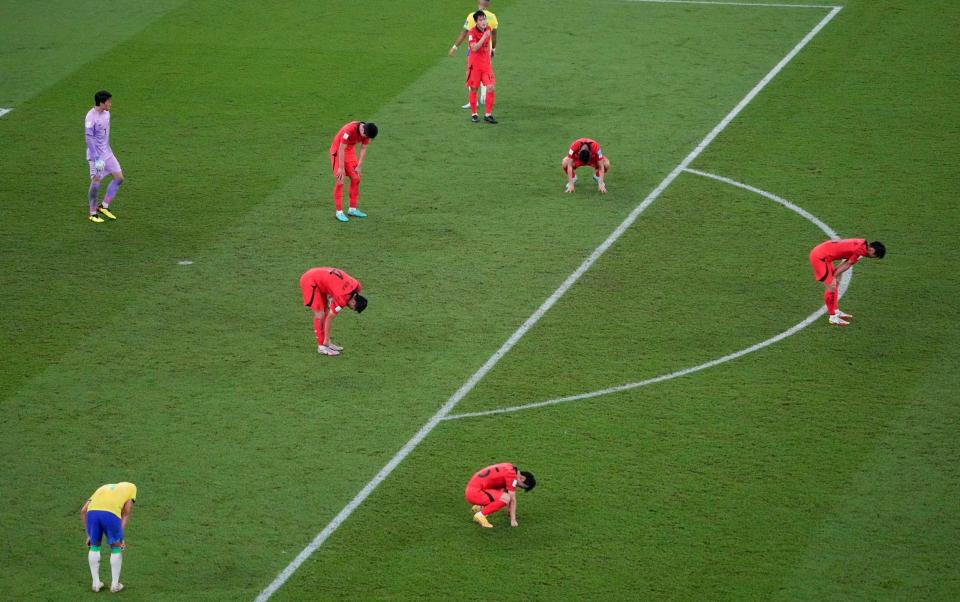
top-left (313, 316), bottom-right (325, 345)
top-left (333, 183), bottom-right (344, 212)
top-left (348, 178), bottom-right (360, 209)
top-left (484, 90), bottom-right (495, 115)
top-left (469, 89), bottom-right (478, 114)
top-left (824, 288), bottom-right (838, 314)
top-left (481, 500), bottom-right (505, 516)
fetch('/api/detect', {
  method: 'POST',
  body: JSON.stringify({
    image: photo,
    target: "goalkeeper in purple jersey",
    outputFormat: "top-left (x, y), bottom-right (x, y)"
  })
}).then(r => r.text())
top-left (84, 90), bottom-right (125, 223)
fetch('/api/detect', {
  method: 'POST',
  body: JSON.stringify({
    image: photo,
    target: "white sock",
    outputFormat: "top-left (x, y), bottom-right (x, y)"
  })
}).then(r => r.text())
top-left (88, 550), bottom-right (101, 584)
top-left (110, 550), bottom-right (123, 587)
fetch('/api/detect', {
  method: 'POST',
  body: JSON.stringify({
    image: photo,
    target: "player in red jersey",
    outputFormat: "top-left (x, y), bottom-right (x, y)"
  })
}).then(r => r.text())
top-left (465, 11), bottom-right (497, 124)
top-left (464, 462), bottom-right (536, 528)
top-left (562, 138), bottom-right (610, 193)
top-left (299, 267), bottom-right (368, 355)
top-left (329, 120), bottom-right (379, 222)
top-left (808, 238), bottom-right (885, 325)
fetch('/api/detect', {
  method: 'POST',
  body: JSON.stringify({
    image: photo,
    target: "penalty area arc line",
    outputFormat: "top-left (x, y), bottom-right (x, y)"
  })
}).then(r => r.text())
top-left (443, 169), bottom-right (852, 422)
top-left (254, 5), bottom-right (843, 601)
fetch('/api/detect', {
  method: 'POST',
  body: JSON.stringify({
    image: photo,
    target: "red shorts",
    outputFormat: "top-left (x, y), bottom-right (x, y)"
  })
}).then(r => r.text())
top-left (465, 486), bottom-right (504, 506)
top-left (809, 252), bottom-right (834, 283)
top-left (330, 152), bottom-right (359, 179)
top-left (466, 61), bottom-right (495, 88)
top-left (299, 274), bottom-right (329, 313)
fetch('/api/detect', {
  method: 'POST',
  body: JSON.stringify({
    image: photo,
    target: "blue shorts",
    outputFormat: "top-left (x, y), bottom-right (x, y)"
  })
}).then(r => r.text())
top-left (86, 510), bottom-right (123, 546)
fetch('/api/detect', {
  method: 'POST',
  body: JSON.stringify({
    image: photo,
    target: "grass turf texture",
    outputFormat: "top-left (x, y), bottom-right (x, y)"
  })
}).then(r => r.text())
top-left (0, 0), bottom-right (958, 600)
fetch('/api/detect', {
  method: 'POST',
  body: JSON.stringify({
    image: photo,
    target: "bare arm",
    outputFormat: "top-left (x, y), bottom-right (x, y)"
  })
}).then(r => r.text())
top-left (833, 259), bottom-right (854, 278)
top-left (120, 500), bottom-right (133, 531)
top-left (356, 143), bottom-right (367, 175)
top-left (449, 29), bottom-right (468, 56)
top-left (508, 492), bottom-right (518, 527)
top-left (491, 29), bottom-right (498, 56)
top-left (81, 500), bottom-right (91, 545)
top-left (335, 141), bottom-right (346, 183)
top-left (322, 311), bottom-right (336, 346)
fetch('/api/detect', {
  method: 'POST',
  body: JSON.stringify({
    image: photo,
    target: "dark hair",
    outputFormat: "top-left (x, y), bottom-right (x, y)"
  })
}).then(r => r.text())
top-left (578, 147), bottom-right (591, 163)
top-left (869, 241), bottom-right (886, 259)
top-left (94, 90), bottom-right (112, 106)
top-left (473, 10), bottom-right (487, 22)
top-left (353, 294), bottom-right (368, 313)
top-left (519, 471), bottom-right (536, 491)
top-left (363, 122), bottom-right (378, 139)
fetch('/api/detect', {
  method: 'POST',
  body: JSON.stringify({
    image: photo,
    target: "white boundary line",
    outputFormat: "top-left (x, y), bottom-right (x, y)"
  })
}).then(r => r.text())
top-left (0, 108), bottom-right (12, 118)
top-left (444, 169), bottom-right (851, 421)
top-left (625, 0), bottom-right (841, 9)
top-left (255, 5), bottom-right (842, 600)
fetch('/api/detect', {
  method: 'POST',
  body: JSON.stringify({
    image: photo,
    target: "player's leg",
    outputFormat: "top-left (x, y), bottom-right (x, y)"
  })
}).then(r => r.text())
top-left (87, 163), bottom-right (105, 222)
top-left (481, 490), bottom-right (509, 516)
top-left (331, 153), bottom-right (349, 222)
top-left (86, 512), bottom-right (105, 591)
top-left (345, 160), bottom-right (366, 218)
top-left (810, 256), bottom-right (844, 324)
top-left (482, 71), bottom-right (496, 123)
top-left (99, 158), bottom-right (124, 219)
top-left (102, 512), bottom-right (125, 592)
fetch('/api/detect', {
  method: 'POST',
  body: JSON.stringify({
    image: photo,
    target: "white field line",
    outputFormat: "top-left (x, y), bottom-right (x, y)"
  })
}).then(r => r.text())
top-left (0, 108), bottom-right (12, 118)
top-left (254, 6), bottom-right (842, 601)
top-left (444, 169), bottom-right (851, 421)
top-left (625, 0), bottom-right (841, 9)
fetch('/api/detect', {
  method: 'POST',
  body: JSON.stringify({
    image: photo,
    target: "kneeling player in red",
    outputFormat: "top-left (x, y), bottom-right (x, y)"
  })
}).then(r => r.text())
top-left (808, 238), bottom-right (885, 326)
top-left (299, 267), bottom-right (368, 355)
top-left (464, 462), bottom-right (536, 528)
top-left (562, 138), bottom-right (610, 193)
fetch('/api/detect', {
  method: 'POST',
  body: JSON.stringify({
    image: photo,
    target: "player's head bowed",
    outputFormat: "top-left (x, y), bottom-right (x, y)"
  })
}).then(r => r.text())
top-left (578, 146), bottom-right (591, 163)
top-left (518, 470), bottom-right (536, 491)
top-left (350, 292), bottom-right (368, 314)
top-left (361, 122), bottom-right (378, 139)
top-left (868, 241), bottom-right (886, 258)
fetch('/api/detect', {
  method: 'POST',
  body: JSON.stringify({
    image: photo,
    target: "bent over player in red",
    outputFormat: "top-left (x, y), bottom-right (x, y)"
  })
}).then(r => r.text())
top-left (464, 462), bottom-right (536, 528)
top-left (562, 138), bottom-right (610, 193)
top-left (299, 267), bottom-right (368, 355)
top-left (466, 11), bottom-right (497, 124)
top-left (808, 238), bottom-right (885, 326)
top-left (329, 120), bottom-right (378, 222)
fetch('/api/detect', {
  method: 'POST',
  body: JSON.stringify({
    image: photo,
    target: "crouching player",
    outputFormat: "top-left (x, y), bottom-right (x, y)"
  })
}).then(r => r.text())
top-left (465, 462), bottom-right (536, 528)
top-left (81, 482), bottom-right (137, 593)
top-left (299, 267), bottom-right (368, 356)
top-left (808, 238), bottom-right (886, 325)
top-left (563, 137), bottom-right (610, 193)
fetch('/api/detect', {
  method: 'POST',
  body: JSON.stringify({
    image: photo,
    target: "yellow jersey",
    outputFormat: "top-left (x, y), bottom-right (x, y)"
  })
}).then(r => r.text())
top-left (464, 9), bottom-right (498, 31)
top-left (87, 482), bottom-right (137, 518)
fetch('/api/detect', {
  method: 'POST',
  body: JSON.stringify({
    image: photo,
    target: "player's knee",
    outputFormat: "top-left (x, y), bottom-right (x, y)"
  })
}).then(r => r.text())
top-left (499, 492), bottom-right (512, 504)
top-left (113, 173), bottom-right (124, 183)
top-left (486, 84), bottom-right (495, 91)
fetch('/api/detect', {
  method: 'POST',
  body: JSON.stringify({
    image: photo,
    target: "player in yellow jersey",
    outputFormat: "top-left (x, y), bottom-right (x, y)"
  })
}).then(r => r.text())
top-left (449, 0), bottom-right (499, 109)
top-left (80, 482), bottom-right (137, 593)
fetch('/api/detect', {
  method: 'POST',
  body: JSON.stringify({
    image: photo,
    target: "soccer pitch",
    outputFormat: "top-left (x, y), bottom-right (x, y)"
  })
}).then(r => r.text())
top-left (1, 0), bottom-right (958, 600)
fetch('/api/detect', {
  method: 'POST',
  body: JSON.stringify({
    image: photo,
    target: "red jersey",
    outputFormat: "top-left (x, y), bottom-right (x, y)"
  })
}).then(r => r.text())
top-left (811, 238), bottom-right (868, 265)
top-left (468, 462), bottom-right (519, 492)
top-left (303, 267), bottom-right (362, 314)
top-left (467, 26), bottom-right (492, 66)
top-left (569, 138), bottom-right (603, 163)
top-left (329, 121), bottom-right (371, 156)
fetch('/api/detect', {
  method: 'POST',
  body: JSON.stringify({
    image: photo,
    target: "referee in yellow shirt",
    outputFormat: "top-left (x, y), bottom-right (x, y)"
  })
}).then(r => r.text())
top-left (81, 482), bottom-right (137, 593)
top-left (449, 0), bottom-right (499, 109)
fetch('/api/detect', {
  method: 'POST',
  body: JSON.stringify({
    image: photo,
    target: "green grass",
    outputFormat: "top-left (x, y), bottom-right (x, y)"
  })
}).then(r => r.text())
top-left (1, 0), bottom-right (958, 600)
